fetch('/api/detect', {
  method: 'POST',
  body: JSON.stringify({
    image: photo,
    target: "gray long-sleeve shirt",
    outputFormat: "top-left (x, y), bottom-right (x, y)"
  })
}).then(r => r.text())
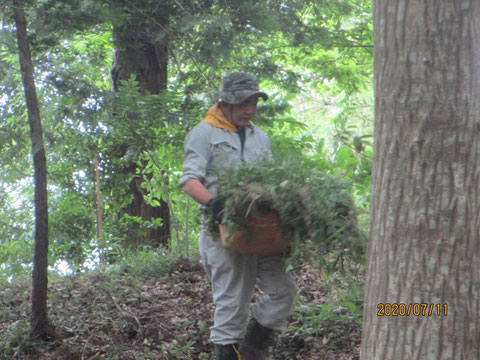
top-left (180, 123), bottom-right (272, 200)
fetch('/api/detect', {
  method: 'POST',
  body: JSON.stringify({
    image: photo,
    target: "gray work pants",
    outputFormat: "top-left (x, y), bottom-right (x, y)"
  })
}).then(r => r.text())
top-left (199, 226), bottom-right (298, 345)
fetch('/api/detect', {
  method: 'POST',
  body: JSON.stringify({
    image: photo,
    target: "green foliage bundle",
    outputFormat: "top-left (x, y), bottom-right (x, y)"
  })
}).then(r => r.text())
top-left (209, 159), bottom-right (365, 268)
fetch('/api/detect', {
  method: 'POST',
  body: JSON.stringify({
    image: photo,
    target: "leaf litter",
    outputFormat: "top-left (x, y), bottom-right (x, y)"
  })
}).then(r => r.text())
top-left (0, 258), bottom-right (361, 359)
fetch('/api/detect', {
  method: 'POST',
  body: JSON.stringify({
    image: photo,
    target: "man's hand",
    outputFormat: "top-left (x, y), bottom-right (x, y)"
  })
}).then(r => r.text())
top-left (207, 198), bottom-right (225, 224)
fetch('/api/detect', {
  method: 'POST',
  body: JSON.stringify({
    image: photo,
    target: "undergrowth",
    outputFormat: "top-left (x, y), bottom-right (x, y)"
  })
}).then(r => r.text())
top-left (290, 276), bottom-right (363, 352)
top-left (99, 249), bottom-right (192, 277)
top-left (0, 250), bottom-right (363, 360)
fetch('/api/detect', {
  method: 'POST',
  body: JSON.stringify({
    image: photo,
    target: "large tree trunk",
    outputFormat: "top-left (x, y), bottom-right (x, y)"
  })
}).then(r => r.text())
top-left (361, 1), bottom-right (480, 359)
top-left (111, 21), bottom-right (170, 246)
top-left (13, 0), bottom-right (54, 340)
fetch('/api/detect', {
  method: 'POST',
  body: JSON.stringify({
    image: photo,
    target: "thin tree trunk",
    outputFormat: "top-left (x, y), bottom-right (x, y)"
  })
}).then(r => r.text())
top-left (94, 154), bottom-right (104, 263)
top-left (12, 0), bottom-right (54, 340)
top-left (361, 1), bottom-right (480, 359)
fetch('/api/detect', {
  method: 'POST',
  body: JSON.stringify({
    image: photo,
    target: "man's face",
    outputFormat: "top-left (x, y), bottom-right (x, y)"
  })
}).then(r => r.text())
top-left (223, 96), bottom-right (259, 129)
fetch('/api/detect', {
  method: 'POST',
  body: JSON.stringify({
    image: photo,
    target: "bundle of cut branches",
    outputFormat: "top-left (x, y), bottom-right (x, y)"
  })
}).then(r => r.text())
top-left (208, 160), bottom-right (364, 266)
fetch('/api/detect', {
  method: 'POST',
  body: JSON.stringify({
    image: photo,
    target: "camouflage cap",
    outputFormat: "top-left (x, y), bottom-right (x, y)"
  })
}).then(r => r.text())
top-left (215, 72), bottom-right (268, 104)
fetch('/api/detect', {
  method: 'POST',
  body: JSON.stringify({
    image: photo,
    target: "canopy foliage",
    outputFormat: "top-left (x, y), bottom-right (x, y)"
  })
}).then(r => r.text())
top-left (0, 0), bottom-right (373, 279)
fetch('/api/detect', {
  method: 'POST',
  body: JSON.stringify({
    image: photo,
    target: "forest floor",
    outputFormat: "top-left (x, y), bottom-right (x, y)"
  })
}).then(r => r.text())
top-left (0, 257), bottom-right (362, 360)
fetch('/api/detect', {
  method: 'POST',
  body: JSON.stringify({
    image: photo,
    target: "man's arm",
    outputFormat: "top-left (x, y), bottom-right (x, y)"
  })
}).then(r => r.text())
top-left (182, 178), bottom-right (214, 206)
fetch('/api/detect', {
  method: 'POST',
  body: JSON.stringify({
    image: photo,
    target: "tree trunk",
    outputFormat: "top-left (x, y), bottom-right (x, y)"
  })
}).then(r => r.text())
top-left (13, 0), bottom-right (54, 340)
top-left (111, 22), bottom-right (170, 247)
top-left (94, 154), bottom-right (104, 262)
top-left (361, 1), bottom-right (480, 359)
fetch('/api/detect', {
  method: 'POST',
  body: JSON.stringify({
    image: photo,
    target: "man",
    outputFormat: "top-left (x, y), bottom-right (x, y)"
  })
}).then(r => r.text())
top-left (180, 72), bottom-right (297, 360)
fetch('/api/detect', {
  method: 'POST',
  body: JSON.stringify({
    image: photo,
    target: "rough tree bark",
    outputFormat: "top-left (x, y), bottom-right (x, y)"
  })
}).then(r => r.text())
top-left (361, 1), bottom-right (480, 359)
top-left (111, 20), bottom-right (171, 247)
top-left (12, 0), bottom-right (54, 340)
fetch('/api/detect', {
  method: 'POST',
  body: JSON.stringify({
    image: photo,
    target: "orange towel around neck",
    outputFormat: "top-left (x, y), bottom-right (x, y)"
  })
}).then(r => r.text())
top-left (201, 104), bottom-right (238, 132)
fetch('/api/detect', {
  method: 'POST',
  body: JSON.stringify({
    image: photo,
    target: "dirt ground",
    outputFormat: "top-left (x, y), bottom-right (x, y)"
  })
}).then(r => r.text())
top-left (0, 258), bottom-right (361, 359)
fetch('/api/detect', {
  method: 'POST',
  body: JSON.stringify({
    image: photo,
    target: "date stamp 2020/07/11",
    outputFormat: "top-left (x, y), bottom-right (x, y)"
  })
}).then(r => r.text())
top-left (377, 303), bottom-right (448, 317)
